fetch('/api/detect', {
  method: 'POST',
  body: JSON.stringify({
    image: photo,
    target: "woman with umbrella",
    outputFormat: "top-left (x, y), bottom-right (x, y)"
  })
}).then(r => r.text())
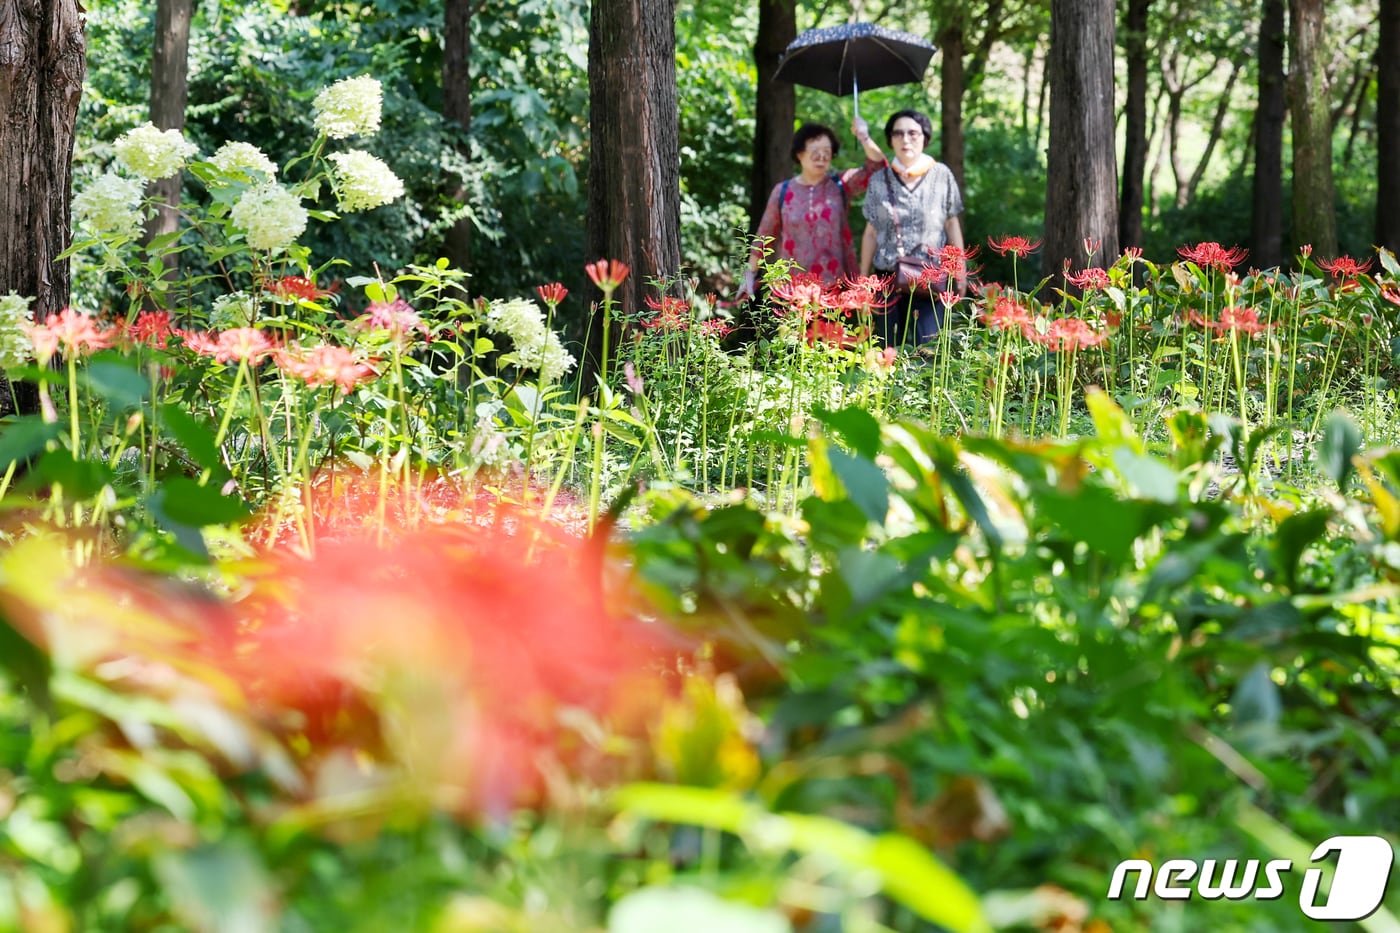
top-left (737, 119), bottom-right (886, 300)
top-left (860, 108), bottom-right (966, 347)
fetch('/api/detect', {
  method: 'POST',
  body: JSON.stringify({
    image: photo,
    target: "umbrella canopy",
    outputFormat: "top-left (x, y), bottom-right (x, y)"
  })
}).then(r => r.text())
top-left (773, 23), bottom-right (937, 97)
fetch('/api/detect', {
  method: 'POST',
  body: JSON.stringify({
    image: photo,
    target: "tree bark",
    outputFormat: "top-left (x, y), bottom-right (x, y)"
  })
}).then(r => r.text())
top-left (1253, 0), bottom-right (1286, 268)
top-left (749, 0), bottom-right (795, 234)
top-left (937, 15), bottom-right (967, 190)
top-left (441, 0), bottom-right (477, 272)
top-left (1287, 0), bottom-right (1338, 257)
top-left (0, 0), bottom-right (86, 416)
top-left (144, 0), bottom-right (192, 281)
top-left (1043, 0), bottom-right (1118, 290)
top-left (1182, 60), bottom-right (1242, 204)
top-left (1119, 0), bottom-right (1151, 251)
top-left (585, 0), bottom-right (682, 386)
top-left (1377, 0), bottom-right (1400, 252)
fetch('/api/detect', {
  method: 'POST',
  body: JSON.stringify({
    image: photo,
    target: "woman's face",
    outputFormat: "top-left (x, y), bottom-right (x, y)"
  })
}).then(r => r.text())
top-left (795, 135), bottom-right (834, 175)
top-left (889, 117), bottom-right (925, 163)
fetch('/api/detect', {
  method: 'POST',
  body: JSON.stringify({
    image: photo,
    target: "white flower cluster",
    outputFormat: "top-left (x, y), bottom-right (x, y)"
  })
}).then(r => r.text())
top-left (0, 293), bottom-right (34, 372)
top-left (210, 291), bottom-right (260, 329)
top-left (327, 150), bottom-right (404, 212)
top-left (114, 122), bottom-right (198, 180)
top-left (230, 184), bottom-right (308, 251)
top-left (312, 75), bottom-right (383, 139)
top-left (72, 173), bottom-right (144, 237)
top-left (485, 298), bottom-right (576, 384)
top-left (208, 141), bottom-right (278, 182)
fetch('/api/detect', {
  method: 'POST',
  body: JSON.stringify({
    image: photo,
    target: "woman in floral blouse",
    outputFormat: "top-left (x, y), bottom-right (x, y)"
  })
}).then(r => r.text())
top-left (739, 119), bottom-right (886, 299)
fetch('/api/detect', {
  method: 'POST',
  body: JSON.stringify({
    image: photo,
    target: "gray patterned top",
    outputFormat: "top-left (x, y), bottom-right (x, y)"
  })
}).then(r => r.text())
top-left (862, 162), bottom-right (964, 270)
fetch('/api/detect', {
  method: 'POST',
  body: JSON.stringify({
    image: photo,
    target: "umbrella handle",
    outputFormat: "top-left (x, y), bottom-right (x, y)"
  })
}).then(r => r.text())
top-left (853, 72), bottom-right (860, 121)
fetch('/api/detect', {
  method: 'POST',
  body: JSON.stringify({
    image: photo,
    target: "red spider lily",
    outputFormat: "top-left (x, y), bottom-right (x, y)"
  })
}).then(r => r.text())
top-left (536, 282), bottom-right (568, 307)
top-left (1317, 255), bottom-right (1374, 281)
top-left (937, 244), bottom-right (979, 281)
top-left (846, 273), bottom-right (888, 293)
top-left (641, 294), bottom-right (691, 331)
top-left (1382, 288), bottom-right (1400, 307)
top-left (938, 289), bottom-right (961, 310)
top-left (1104, 308), bottom-right (1122, 329)
top-left (351, 299), bottom-right (428, 343)
top-left (1177, 242), bottom-right (1248, 272)
top-left (277, 344), bottom-right (379, 394)
top-left (209, 328), bottom-right (276, 364)
top-left (1037, 317), bottom-right (1108, 352)
top-left (987, 234), bottom-right (1042, 258)
top-left (267, 275), bottom-right (334, 302)
top-left (1216, 305), bottom-right (1267, 336)
top-left (770, 280), bottom-right (828, 315)
top-left (1083, 237), bottom-right (1101, 258)
top-left (585, 259), bottom-right (630, 292)
top-left (28, 308), bottom-right (115, 362)
top-left (1300, 244), bottom-right (1313, 259)
top-left (1121, 246), bottom-right (1143, 262)
top-left (698, 318), bottom-right (734, 339)
top-left (128, 310), bottom-right (174, 349)
top-left (983, 295), bottom-right (1032, 333)
top-left (864, 346), bottom-right (898, 373)
top-left (806, 317), bottom-right (863, 348)
top-left (1065, 266), bottom-right (1111, 290)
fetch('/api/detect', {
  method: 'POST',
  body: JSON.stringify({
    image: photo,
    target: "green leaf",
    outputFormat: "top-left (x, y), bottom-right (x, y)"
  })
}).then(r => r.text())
top-left (813, 405), bottom-right (882, 458)
top-left (1231, 661), bottom-right (1281, 728)
top-left (81, 360), bottom-right (150, 408)
top-left (158, 404), bottom-right (221, 473)
top-left (1317, 412), bottom-right (1362, 491)
top-left (827, 448), bottom-right (888, 524)
top-left (0, 416), bottom-right (61, 469)
top-left (147, 477), bottom-right (251, 530)
top-left (1112, 448), bottom-right (1179, 504)
top-left (1271, 509), bottom-right (1332, 590)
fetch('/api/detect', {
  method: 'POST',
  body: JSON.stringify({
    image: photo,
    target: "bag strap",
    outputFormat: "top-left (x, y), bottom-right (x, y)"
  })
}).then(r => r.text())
top-left (830, 171), bottom-right (847, 209)
top-left (886, 167), bottom-right (907, 257)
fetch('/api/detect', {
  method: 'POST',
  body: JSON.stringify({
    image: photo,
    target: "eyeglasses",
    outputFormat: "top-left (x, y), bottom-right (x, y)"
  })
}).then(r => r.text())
top-left (802, 148), bottom-right (833, 158)
top-left (891, 129), bottom-right (924, 140)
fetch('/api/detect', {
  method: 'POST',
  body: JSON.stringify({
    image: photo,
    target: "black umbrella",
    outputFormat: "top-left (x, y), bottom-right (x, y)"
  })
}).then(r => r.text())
top-left (773, 22), bottom-right (937, 116)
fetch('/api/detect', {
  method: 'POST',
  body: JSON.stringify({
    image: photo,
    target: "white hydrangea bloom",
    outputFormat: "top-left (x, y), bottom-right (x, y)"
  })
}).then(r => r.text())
top-left (210, 291), bottom-right (260, 329)
top-left (326, 150), bottom-right (404, 212)
top-left (0, 293), bottom-right (34, 372)
top-left (72, 172), bottom-right (144, 237)
top-left (312, 75), bottom-right (383, 139)
top-left (208, 141), bottom-right (278, 182)
top-left (114, 122), bottom-right (198, 180)
top-left (230, 184), bottom-right (308, 251)
top-left (484, 298), bottom-right (574, 383)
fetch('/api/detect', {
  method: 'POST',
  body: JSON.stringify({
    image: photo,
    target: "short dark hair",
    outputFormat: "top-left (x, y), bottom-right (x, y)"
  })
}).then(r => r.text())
top-left (883, 110), bottom-right (933, 147)
top-left (790, 123), bottom-right (840, 163)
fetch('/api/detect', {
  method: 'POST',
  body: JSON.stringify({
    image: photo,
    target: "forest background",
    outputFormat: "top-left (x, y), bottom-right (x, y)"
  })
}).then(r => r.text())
top-left (70, 0), bottom-right (1397, 346)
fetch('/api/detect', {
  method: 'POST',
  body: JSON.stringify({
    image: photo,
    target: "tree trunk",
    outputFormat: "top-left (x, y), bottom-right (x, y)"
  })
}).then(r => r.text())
top-left (442, 0), bottom-right (477, 272)
top-left (1287, 0), bottom-right (1338, 257)
top-left (585, 0), bottom-right (682, 387)
top-left (1378, 0), bottom-right (1400, 252)
top-left (1253, 0), bottom-right (1287, 268)
top-left (1119, 0), bottom-right (1151, 251)
top-left (144, 0), bottom-right (192, 282)
top-left (937, 15), bottom-right (967, 190)
top-left (1043, 0), bottom-right (1118, 289)
top-left (750, 0), bottom-right (795, 234)
top-left (1183, 61), bottom-right (1242, 204)
top-left (0, 0), bottom-right (86, 416)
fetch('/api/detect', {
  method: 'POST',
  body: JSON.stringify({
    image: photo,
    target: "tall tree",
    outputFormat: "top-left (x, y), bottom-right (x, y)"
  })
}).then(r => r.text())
top-left (585, 0), bottom-right (682, 383)
top-left (936, 10), bottom-right (968, 188)
top-left (1252, 0), bottom-right (1287, 268)
top-left (750, 0), bottom-right (796, 233)
top-left (1043, 0), bottom-right (1119, 286)
top-left (442, 0), bottom-right (483, 272)
top-left (145, 0), bottom-right (192, 278)
top-left (1287, 0), bottom-right (1337, 257)
top-left (1119, 0), bottom-right (1152, 251)
top-left (1378, 0), bottom-right (1400, 252)
top-left (0, 0), bottom-right (86, 416)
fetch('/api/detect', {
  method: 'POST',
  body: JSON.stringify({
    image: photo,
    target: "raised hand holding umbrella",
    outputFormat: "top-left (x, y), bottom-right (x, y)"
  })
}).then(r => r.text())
top-left (772, 22), bottom-right (938, 119)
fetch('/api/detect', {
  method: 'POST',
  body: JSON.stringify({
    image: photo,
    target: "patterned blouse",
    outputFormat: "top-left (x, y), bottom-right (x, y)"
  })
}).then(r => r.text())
top-left (752, 159), bottom-right (882, 284)
top-left (862, 162), bottom-right (964, 271)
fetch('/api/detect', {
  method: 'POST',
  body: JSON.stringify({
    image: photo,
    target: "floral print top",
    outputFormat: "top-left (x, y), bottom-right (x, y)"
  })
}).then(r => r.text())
top-left (752, 158), bottom-right (883, 284)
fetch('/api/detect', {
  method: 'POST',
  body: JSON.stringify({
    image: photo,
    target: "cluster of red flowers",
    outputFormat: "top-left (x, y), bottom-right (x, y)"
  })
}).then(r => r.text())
top-left (586, 259), bottom-right (630, 292)
top-left (266, 275), bottom-right (337, 303)
top-left (349, 298), bottom-right (429, 344)
top-left (1178, 242), bottom-right (1249, 272)
top-left (1185, 305), bottom-right (1269, 336)
top-left (28, 308), bottom-right (117, 362)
